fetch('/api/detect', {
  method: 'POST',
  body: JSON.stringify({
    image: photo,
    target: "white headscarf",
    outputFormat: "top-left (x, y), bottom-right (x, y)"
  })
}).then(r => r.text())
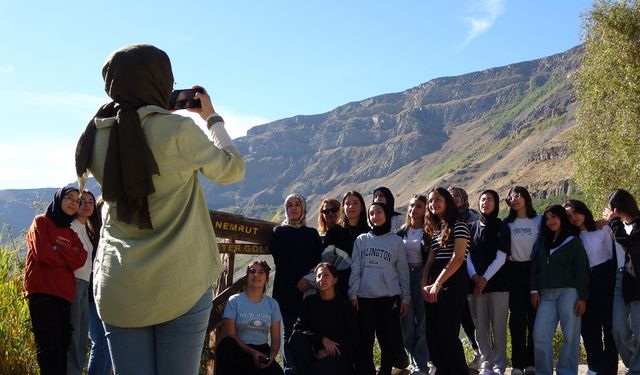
top-left (282, 193), bottom-right (307, 228)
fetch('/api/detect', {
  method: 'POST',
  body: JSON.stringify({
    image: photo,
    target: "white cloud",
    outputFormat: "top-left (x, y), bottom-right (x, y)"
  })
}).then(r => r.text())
top-left (0, 64), bottom-right (16, 74)
top-left (461, 0), bottom-right (506, 47)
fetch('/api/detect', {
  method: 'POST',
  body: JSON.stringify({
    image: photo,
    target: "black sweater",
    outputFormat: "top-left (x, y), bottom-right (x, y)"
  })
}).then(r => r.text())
top-left (292, 293), bottom-right (358, 359)
top-left (610, 217), bottom-right (640, 303)
top-left (270, 225), bottom-right (322, 317)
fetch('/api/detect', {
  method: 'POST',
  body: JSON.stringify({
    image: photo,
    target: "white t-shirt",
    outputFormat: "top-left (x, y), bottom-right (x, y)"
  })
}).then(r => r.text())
top-left (70, 219), bottom-right (93, 282)
top-left (508, 215), bottom-right (542, 262)
top-left (579, 226), bottom-right (613, 268)
top-left (403, 227), bottom-right (424, 265)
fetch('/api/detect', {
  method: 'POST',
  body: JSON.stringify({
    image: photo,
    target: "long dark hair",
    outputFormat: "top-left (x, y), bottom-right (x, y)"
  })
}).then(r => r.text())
top-left (478, 189), bottom-right (501, 247)
top-left (425, 187), bottom-right (459, 247)
top-left (608, 189), bottom-right (640, 221)
top-left (542, 205), bottom-right (575, 249)
top-left (504, 186), bottom-right (537, 223)
top-left (404, 194), bottom-right (427, 229)
top-left (340, 191), bottom-right (368, 228)
top-left (80, 191), bottom-right (102, 251)
top-left (563, 199), bottom-right (596, 232)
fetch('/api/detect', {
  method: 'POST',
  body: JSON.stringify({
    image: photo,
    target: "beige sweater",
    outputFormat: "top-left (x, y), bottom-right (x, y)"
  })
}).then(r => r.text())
top-left (89, 105), bottom-right (244, 327)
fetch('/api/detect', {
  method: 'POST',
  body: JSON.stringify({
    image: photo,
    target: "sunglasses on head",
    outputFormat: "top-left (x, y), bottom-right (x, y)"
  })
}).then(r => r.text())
top-left (321, 207), bottom-right (339, 215)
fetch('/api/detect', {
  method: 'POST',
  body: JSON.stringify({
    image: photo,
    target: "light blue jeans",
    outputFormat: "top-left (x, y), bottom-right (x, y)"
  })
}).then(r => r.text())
top-left (88, 298), bottom-right (111, 375)
top-left (401, 266), bottom-right (429, 371)
top-left (68, 278), bottom-right (90, 375)
top-left (612, 271), bottom-right (640, 374)
top-left (533, 288), bottom-right (581, 375)
top-left (104, 289), bottom-right (212, 375)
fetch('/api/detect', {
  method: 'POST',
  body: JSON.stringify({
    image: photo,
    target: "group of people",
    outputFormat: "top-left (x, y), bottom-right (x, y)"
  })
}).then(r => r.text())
top-left (19, 42), bottom-right (640, 375)
top-left (217, 185), bottom-right (640, 375)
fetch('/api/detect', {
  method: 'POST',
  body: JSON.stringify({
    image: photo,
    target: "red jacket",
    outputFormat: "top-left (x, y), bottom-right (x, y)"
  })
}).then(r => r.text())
top-left (24, 215), bottom-right (88, 303)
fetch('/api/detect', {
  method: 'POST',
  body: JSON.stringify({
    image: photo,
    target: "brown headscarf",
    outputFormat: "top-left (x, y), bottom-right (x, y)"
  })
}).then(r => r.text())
top-left (75, 44), bottom-right (174, 229)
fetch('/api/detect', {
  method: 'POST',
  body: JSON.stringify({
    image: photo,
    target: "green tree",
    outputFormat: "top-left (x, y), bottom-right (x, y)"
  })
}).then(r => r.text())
top-left (572, 0), bottom-right (640, 208)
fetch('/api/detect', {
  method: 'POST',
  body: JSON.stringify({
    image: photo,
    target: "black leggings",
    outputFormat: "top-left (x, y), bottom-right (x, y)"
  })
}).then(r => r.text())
top-left (28, 293), bottom-right (72, 375)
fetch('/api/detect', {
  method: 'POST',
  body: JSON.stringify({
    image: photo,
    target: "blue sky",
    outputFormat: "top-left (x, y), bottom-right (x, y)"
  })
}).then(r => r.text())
top-left (0, 0), bottom-right (592, 189)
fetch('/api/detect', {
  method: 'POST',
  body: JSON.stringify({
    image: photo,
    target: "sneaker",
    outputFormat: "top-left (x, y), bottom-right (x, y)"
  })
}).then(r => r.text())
top-left (524, 366), bottom-right (536, 375)
top-left (468, 352), bottom-right (481, 370)
top-left (492, 369), bottom-right (505, 375)
top-left (511, 369), bottom-right (525, 375)
top-left (586, 369), bottom-right (597, 375)
top-left (428, 365), bottom-right (437, 375)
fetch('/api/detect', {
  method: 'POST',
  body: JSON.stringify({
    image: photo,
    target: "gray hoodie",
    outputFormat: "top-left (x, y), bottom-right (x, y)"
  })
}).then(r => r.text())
top-left (348, 231), bottom-right (411, 304)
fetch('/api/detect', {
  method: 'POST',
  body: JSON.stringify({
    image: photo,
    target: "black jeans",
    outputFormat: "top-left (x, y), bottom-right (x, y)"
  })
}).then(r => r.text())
top-left (425, 266), bottom-right (469, 375)
top-left (355, 296), bottom-right (404, 375)
top-left (507, 260), bottom-right (536, 370)
top-left (27, 293), bottom-right (72, 375)
top-left (289, 330), bottom-right (353, 375)
top-left (582, 260), bottom-right (618, 375)
top-left (215, 336), bottom-right (283, 375)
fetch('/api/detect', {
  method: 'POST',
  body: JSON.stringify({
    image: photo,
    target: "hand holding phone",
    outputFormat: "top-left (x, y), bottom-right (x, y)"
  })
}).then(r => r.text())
top-left (169, 87), bottom-right (205, 110)
top-left (258, 355), bottom-right (270, 365)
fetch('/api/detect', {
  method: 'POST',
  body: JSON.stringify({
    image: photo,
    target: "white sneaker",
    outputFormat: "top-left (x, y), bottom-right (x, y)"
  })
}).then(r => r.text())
top-left (428, 364), bottom-right (437, 375)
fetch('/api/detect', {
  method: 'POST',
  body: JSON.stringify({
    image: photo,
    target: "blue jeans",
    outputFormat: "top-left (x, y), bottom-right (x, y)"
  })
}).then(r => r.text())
top-left (104, 289), bottom-right (212, 375)
top-left (401, 266), bottom-right (429, 371)
top-left (612, 271), bottom-right (640, 374)
top-left (88, 298), bottom-right (111, 375)
top-left (533, 288), bottom-right (581, 375)
top-left (68, 279), bottom-right (90, 375)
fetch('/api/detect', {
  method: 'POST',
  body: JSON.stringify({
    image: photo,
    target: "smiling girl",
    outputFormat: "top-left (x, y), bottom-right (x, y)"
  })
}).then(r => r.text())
top-left (289, 262), bottom-right (358, 375)
top-left (24, 187), bottom-right (88, 374)
top-left (349, 201), bottom-right (410, 375)
top-left (529, 205), bottom-right (589, 375)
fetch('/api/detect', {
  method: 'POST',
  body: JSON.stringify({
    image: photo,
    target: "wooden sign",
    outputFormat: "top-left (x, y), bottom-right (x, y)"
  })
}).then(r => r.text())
top-left (209, 275), bottom-right (247, 330)
top-left (209, 210), bottom-right (277, 244)
top-left (217, 242), bottom-right (270, 255)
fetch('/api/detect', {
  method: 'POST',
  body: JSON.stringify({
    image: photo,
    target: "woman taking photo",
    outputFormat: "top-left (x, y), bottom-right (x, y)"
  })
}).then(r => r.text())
top-left (397, 194), bottom-right (430, 374)
top-left (467, 190), bottom-right (511, 375)
top-left (565, 199), bottom-right (617, 375)
top-left (530, 205), bottom-right (589, 375)
top-left (24, 187), bottom-right (88, 374)
top-left (290, 262), bottom-right (358, 375)
top-left (349, 201), bottom-right (410, 375)
top-left (421, 187), bottom-right (470, 375)
top-left (271, 193), bottom-right (322, 372)
top-left (75, 44), bottom-right (245, 374)
top-left (604, 189), bottom-right (640, 374)
top-left (216, 260), bottom-right (283, 375)
top-left (324, 191), bottom-right (370, 296)
top-left (504, 186), bottom-right (541, 375)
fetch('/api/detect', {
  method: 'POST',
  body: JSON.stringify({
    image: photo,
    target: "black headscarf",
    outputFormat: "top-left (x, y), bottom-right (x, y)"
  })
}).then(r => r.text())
top-left (478, 189), bottom-right (500, 247)
top-left (369, 202), bottom-right (392, 236)
top-left (46, 187), bottom-right (80, 228)
top-left (373, 186), bottom-right (401, 217)
top-left (75, 44), bottom-right (174, 229)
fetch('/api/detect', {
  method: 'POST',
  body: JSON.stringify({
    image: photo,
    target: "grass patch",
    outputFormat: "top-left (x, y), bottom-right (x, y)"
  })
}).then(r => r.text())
top-left (0, 234), bottom-right (38, 374)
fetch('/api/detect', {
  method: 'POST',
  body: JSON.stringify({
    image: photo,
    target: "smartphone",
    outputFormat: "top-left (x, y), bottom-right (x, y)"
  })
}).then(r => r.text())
top-left (169, 87), bottom-right (204, 110)
top-left (258, 356), bottom-right (270, 365)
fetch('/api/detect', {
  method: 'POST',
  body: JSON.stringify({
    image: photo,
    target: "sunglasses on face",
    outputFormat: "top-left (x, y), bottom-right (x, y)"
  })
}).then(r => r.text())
top-left (321, 207), bottom-right (339, 215)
